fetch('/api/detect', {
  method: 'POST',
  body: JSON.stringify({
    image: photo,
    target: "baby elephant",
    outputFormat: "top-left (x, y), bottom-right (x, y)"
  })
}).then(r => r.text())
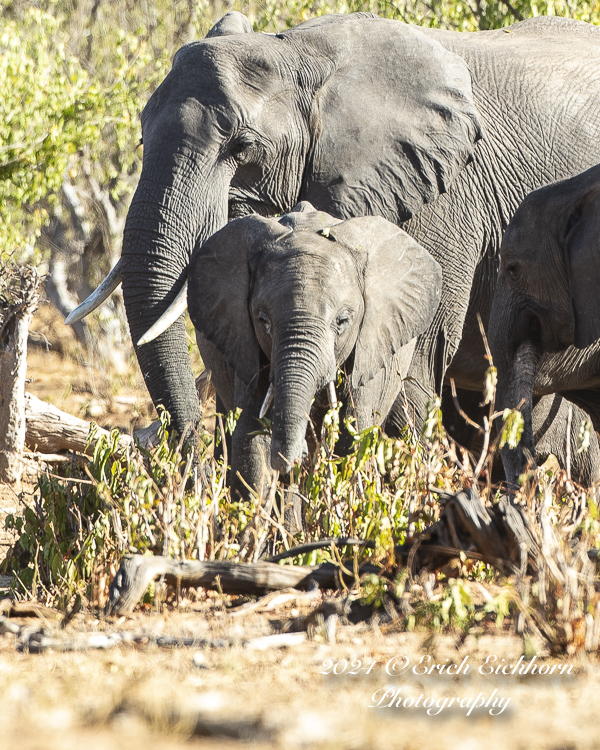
top-left (187, 202), bottom-right (442, 496)
top-left (488, 163), bottom-right (600, 486)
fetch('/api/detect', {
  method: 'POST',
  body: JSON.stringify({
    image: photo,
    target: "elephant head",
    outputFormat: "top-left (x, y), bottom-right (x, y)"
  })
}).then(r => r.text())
top-left (488, 163), bottom-right (600, 485)
top-left (67, 11), bottom-right (480, 439)
top-left (186, 203), bottom-right (442, 474)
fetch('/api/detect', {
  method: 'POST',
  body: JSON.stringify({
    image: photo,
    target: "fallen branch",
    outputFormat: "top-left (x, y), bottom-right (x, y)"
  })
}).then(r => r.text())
top-left (24, 392), bottom-right (132, 454)
top-left (405, 488), bottom-right (540, 575)
top-left (22, 369), bottom-right (215, 457)
top-left (108, 554), bottom-right (379, 615)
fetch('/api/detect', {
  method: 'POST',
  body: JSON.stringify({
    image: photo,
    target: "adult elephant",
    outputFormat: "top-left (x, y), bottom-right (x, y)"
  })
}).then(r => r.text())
top-left (488, 164), bottom-right (600, 486)
top-left (69, 12), bottom-right (600, 454)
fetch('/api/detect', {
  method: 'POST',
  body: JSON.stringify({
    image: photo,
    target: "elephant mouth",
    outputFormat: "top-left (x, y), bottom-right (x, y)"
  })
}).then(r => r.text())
top-left (511, 311), bottom-right (543, 357)
top-left (228, 194), bottom-right (281, 220)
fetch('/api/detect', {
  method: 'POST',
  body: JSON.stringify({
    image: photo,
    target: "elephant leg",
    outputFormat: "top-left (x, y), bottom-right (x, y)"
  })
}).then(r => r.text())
top-left (385, 332), bottom-right (444, 437)
top-left (533, 394), bottom-right (599, 487)
top-left (558, 388), bottom-right (600, 436)
top-left (441, 388), bottom-right (599, 487)
top-left (196, 331), bottom-right (236, 467)
top-left (231, 374), bottom-right (273, 502)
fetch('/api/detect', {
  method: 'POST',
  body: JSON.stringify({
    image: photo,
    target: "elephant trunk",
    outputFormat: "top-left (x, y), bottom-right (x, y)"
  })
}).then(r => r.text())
top-left (494, 337), bottom-right (541, 487)
top-left (489, 293), bottom-right (542, 486)
top-left (121, 148), bottom-right (228, 437)
top-left (270, 323), bottom-right (333, 474)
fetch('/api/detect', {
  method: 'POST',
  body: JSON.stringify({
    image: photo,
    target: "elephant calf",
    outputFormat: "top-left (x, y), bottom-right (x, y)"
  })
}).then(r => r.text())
top-left (488, 163), bottom-right (600, 486)
top-left (142, 202), bottom-right (442, 496)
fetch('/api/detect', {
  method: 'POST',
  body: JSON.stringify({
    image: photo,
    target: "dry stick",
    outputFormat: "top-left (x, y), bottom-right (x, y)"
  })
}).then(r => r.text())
top-left (253, 471), bottom-right (279, 563)
top-left (267, 537), bottom-right (375, 563)
top-left (24, 392), bottom-right (132, 454)
top-left (566, 405), bottom-right (573, 481)
top-left (194, 466), bottom-right (207, 562)
top-left (217, 413), bottom-right (228, 488)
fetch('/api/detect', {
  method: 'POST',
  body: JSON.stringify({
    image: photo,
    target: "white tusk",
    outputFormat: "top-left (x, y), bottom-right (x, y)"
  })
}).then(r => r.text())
top-left (328, 381), bottom-right (337, 407)
top-left (259, 383), bottom-right (274, 419)
top-left (137, 282), bottom-right (188, 347)
top-left (65, 259), bottom-right (122, 325)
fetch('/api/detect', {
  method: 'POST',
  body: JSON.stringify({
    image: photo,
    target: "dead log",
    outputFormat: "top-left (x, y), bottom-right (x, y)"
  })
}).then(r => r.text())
top-left (0, 266), bottom-right (42, 483)
top-left (402, 488), bottom-right (540, 575)
top-left (108, 553), bottom-right (379, 615)
top-left (24, 392), bottom-right (132, 454)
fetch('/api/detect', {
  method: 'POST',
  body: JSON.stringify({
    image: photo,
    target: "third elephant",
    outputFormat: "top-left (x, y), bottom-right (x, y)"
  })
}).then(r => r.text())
top-left (489, 163), bottom-right (600, 485)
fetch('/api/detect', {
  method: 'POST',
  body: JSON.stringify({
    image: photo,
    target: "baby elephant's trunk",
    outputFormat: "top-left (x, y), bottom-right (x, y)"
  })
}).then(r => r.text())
top-left (270, 326), bottom-right (334, 475)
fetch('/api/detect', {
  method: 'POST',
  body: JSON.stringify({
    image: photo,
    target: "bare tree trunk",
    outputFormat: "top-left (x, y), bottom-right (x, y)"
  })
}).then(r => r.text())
top-left (43, 178), bottom-right (130, 373)
top-left (0, 266), bottom-right (42, 483)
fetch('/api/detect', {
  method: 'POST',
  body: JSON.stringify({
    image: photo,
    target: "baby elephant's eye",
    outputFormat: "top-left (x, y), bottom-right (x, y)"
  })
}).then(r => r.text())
top-left (258, 310), bottom-right (271, 335)
top-left (334, 312), bottom-right (350, 334)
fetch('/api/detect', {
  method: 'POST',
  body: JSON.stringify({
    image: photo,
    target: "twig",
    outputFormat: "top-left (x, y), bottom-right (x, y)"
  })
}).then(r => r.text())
top-left (450, 379), bottom-right (482, 432)
top-left (566, 405), bottom-right (572, 481)
top-left (267, 537), bottom-right (375, 563)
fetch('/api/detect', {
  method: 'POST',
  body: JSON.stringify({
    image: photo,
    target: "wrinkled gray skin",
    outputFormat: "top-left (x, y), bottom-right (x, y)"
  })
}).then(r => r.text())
top-left (121, 12), bottom-right (600, 463)
top-left (442, 388), bottom-right (599, 486)
top-left (187, 202), bottom-right (441, 490)
top-left (488, 164), bottom-right (600, 486)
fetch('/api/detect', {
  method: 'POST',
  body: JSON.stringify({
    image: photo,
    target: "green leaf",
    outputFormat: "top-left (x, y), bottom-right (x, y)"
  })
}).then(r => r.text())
top-left (500, 409), bottom-right (525, 450)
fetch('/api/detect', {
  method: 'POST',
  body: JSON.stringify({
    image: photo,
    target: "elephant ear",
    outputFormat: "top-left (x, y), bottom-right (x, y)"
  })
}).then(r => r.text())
top-left (188, 215), bottom-right (290, 385)
top-left (568, 182), bottom-right (600, 348)
top-left (327, 216), bottom-right (442, 388)
top-left (205, 11), bottom-right (253, 37)
top-left (303, 19), bottom-right (482, 222)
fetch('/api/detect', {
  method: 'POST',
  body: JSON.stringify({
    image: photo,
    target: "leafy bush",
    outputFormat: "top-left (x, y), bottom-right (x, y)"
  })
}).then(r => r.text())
top-left (1, 400), bottom-right (457, 605)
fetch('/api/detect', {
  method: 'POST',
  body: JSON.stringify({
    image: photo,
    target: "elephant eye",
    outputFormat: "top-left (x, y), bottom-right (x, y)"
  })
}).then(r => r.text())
top-left (231, 136), bottom-right (255, 163)
top-left (506, 262), bottom-right (520, 281)
top-left (334, 312), bottom-right (350, 334)
top-left (258, 310), bottom-right (271, 335)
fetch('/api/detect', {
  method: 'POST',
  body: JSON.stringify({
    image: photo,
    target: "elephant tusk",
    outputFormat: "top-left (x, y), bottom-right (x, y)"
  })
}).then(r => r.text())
top-left (65, 259), bottom-right (122, 325)
top-left (137, 283), bottom-right (188, 347)
top-left (259, 383), bottom-right (274, 419)
top-left (328, 381), bottom-right (337, 407)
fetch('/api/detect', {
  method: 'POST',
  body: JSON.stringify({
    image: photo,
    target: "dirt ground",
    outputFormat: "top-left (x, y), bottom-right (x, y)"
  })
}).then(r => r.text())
top-left (26, 301), bottom-right (156, 432)
top-left (0, 603), bottom-right (599, 750)
top-left (1, 303), bottom-right (600, 749)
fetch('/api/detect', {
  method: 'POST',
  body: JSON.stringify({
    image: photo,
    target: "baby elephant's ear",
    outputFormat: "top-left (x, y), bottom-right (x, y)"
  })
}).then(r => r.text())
top-left (188, 215), bottom-right (290, 385)
top-left (328, 216), bottom-right (442, 388)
